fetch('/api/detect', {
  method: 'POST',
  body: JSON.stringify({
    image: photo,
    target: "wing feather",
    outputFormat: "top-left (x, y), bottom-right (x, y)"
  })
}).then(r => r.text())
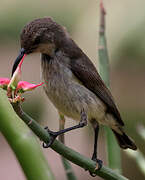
top-left (70, 55), bottom-right (124, 126)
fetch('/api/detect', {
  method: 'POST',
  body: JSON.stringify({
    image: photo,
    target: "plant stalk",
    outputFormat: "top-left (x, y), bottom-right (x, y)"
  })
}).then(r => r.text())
top-left (98, 0), bottom-right (122, 173)
top-left (58, 113), bottom-right (77, 180)
top-left (0, 89), bottom-right (55, 180)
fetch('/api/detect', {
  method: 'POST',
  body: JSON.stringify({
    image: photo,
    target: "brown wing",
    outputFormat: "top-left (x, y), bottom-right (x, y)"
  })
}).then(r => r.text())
top-left (70, 55), bottom-right (124, 126)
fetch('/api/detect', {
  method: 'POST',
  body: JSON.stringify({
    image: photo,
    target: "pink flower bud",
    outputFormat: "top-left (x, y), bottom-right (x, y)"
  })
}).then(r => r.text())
top-left (0, 78), bottom-right (10, 89)
top-left (8, 54), bottom-right (26, 90)
top-left (17, 81), bottom-right (44, 92)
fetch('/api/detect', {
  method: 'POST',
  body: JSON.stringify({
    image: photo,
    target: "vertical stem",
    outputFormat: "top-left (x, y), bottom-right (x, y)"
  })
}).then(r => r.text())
top-left (98, 0), bottom-right (122, 173)
top-left (58, 112), bottom-right (77, 180)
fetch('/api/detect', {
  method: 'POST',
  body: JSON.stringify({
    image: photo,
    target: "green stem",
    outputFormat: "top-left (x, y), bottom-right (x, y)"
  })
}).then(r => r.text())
top-left (10, 94), bottom-right (127, 179)
top-left (58, 113), bottom-right (77, 180)
top-left (98, 0), bottom-right (121, 173)
top-left (0, 89), bottom-right (55, 180)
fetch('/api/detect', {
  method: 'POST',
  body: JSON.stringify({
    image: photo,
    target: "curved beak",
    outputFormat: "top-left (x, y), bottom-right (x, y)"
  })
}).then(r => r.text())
top-left (12, 48), bottom-right (26, 76)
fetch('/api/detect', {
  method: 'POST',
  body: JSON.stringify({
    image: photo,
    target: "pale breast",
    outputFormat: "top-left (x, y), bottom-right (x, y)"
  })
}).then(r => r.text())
top-left (41, 54), bottom-right (106, 122)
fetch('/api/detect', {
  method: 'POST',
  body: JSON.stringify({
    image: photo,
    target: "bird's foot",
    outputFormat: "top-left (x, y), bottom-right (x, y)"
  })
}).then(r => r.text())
top-left (89, 156), bottom-right (103, 177)
top-left (43, 127), bottom-right (58, 148)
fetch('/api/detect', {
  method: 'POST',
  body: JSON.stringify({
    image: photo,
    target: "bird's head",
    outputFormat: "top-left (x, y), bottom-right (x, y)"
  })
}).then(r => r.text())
top-left (12, 17), bottom-right (67, 75)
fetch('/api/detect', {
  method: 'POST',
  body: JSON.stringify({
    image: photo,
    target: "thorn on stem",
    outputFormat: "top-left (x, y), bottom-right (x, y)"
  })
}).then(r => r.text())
top-left (28, 120), bottom-right (33, 125)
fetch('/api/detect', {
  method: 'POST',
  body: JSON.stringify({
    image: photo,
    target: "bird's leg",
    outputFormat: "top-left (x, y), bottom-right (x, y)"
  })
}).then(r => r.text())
top-left (89, 120), bottom-right (102, 177)
top-left (43, 109), bottom-right (87, 148)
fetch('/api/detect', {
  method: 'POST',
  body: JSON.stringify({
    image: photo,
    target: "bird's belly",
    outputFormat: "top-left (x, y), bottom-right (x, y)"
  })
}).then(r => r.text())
top-left (41, 58), bottom-right (106, 122)
top-left (43, 75), bottom-right (106, 122)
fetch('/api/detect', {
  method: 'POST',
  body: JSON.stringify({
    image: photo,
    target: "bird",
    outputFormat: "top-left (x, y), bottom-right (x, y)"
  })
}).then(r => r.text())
top-left (12, 17), bottom-right (137, 175)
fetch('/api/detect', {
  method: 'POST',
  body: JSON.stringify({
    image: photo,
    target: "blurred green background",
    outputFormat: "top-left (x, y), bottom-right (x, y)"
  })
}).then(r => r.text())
top-left (0, 0), bottom-right (145, 179)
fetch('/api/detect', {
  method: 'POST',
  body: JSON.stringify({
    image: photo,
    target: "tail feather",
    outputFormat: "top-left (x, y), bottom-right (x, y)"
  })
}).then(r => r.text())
top-left (112, 129), bottom-right (137, 150)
